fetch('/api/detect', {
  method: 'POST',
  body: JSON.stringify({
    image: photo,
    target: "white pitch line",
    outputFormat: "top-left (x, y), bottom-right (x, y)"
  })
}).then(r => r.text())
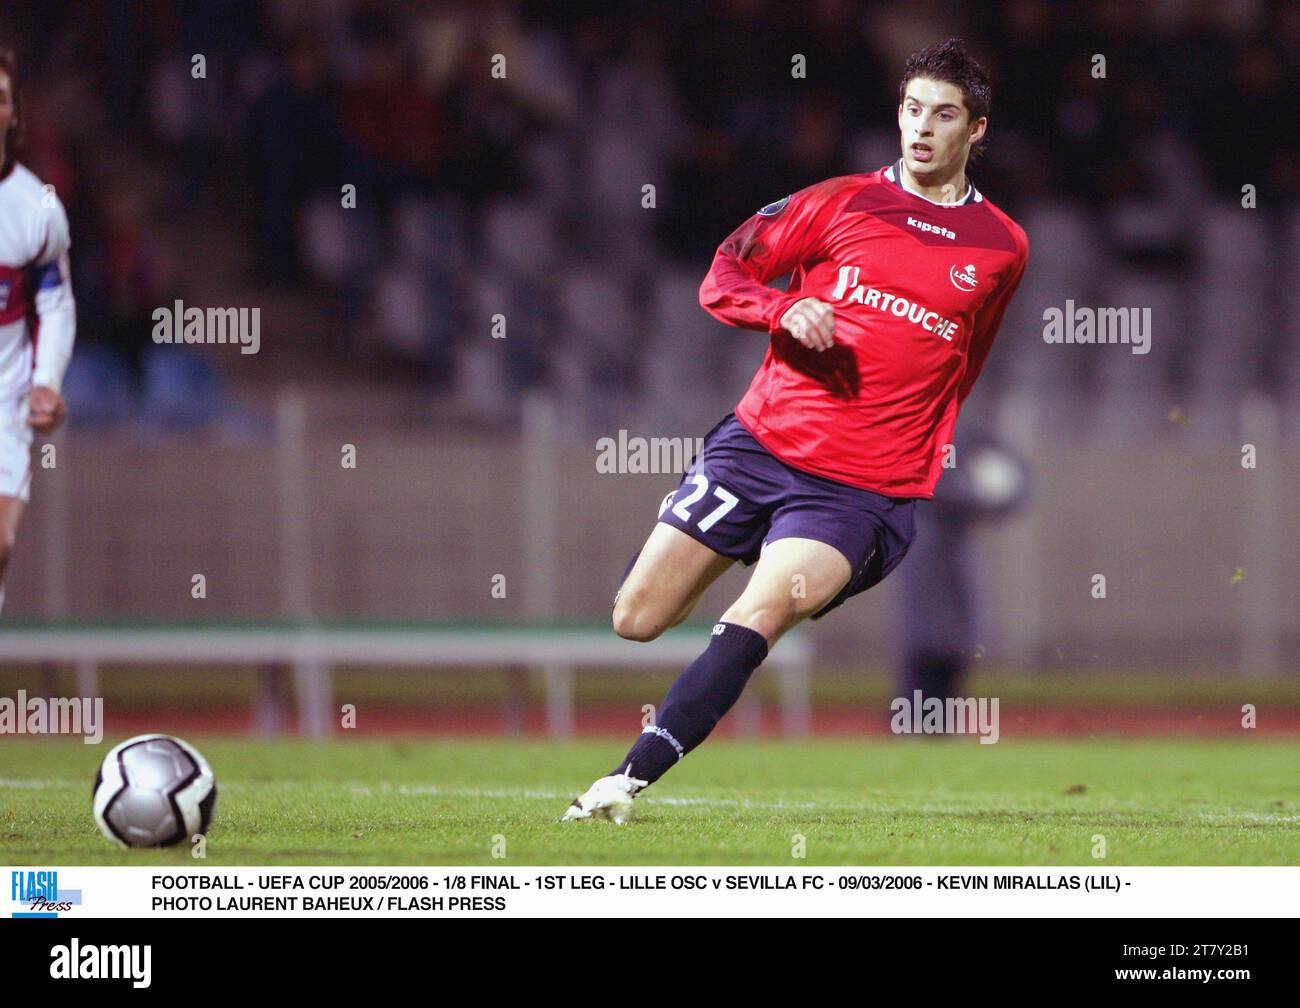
top-left (2, 778), bottom-right (1295, 824)
top-left (1190, 811), bottom-right (1300, 824)
top-left (347, 782), bottom-right (822, 810)
top-left (0, 778), bottom-right (68, 790)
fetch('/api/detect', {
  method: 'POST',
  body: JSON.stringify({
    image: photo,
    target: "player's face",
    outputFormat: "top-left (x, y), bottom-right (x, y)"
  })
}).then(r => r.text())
top-left (897, 78), bottom-right (985, 184)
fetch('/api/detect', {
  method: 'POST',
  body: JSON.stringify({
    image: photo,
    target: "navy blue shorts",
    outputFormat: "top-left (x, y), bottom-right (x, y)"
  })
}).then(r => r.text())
top-left (655, 414), bottom-right (916, 619)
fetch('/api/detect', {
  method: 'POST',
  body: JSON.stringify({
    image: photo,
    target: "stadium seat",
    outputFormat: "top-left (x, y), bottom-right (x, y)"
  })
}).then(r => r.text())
top-left (1280, 210), bottom-right (1300, 436)
top-left (372, 265), bottom-right (436, 358)
top-left (584, 126), bottom-right (659, 226)
top-left (641, 268), bottom-right (741, 432)
top-left (455, 270), bottom-right (546, 420)
top-left (298, 193), bottom-right (380, 287)
top-left (61, 344), bottom-right (139, 427)
top-left (1198, 202), bottom-right (1270, 278)
top-left (484, 199), bottom-right (559, 282)
top-left (1092, 273), bottom-right (1182, 439)
top-left (522, 135), bottom-right (575, 217)
top-left (557, 268), bottom-right (639, 429)
top-left (140, 345), bottom-right (226, 430)
top-left (392, 195), bottom-right (467, 271)
top-left (1188, 206), bottom-right (1269, 436)
top-left (1006, 205), bottom-right (1098, 433)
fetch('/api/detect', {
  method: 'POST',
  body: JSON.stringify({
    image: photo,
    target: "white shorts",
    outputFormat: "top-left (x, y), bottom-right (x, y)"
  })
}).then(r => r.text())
top-left (0, 393), bottom-right (33, 502)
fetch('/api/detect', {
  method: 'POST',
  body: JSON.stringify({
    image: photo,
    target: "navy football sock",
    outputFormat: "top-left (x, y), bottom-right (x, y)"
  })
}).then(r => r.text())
top-left (612, 622), bottom-right (769, 785)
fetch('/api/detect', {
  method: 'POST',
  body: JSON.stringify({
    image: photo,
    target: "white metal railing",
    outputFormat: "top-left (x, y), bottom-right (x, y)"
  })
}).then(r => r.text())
top-left (0, 622), bottom-right (813, 738)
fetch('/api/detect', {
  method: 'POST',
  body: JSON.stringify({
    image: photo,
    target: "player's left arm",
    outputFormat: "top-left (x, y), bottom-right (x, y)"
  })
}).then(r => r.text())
top-left (957, 239), bottom-right (1027, 405)
top-left (27, 195), bottom-right (75, 434)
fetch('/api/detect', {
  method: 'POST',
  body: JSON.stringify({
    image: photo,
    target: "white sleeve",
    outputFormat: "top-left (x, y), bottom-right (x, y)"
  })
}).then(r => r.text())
top-left (31, 196), bottom-right (76, 392)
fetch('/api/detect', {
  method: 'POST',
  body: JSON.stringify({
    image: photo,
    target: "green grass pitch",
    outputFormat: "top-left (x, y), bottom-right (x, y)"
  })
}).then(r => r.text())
top-left (1, 737), bottom-right (1296, 865)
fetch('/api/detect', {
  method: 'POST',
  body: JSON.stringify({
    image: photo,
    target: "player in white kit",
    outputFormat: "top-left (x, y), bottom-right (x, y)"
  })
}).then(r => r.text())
top-left (0, 51), bottom-right (75, 615)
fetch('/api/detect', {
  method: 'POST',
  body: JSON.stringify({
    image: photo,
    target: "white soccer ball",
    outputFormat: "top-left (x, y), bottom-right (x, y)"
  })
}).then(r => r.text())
top-left (92, 734), bottom-right (217, 848)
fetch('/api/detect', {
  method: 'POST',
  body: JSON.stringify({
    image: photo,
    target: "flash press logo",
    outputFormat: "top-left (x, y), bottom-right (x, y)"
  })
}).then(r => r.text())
top-left (50, 939), bottom-right (151, 988)
top-left (10, 869), bottom-right (80, 917)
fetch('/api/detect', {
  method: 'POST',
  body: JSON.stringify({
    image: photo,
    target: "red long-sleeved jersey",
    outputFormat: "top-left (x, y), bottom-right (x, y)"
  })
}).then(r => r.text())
top-left (699, 160), bottom-right (1028, 498)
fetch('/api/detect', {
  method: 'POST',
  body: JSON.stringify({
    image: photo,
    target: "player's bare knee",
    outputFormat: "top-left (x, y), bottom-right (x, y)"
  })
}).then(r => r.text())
top-left (611, 595), bottom-right (667, 642)
top-left (723, 598), bottom-right (796, 644)
top-left (612, 612), bottom-right (665, 643)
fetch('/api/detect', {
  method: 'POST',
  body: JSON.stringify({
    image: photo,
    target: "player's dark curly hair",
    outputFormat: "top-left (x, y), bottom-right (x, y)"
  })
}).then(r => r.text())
top-left (898, 37), bottom-right (991, 162)
top-left (0, 48), bottom-right (22, 175)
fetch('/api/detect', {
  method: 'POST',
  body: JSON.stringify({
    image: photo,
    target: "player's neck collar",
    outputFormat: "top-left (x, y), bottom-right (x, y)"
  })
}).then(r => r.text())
top-left (886, 159), bottom-right (980, 206)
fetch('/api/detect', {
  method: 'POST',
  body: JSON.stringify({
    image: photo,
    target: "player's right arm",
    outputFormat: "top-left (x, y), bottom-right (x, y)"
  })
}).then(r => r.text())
top-left (27, 190), bottom-right (75, 433)
top-left (699, 181), bottom-right (840, 351)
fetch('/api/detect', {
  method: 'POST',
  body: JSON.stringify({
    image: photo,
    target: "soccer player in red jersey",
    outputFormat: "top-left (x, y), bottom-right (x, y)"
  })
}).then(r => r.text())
top-left (565, 38), bottom-right (1029, 823)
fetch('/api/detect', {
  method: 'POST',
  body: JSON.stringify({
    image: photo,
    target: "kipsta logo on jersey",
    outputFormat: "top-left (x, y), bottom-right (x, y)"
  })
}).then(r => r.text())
top-left (757, 195), bottom-right (790, 217)
top-left (950, 263), bottom-right (978, 292)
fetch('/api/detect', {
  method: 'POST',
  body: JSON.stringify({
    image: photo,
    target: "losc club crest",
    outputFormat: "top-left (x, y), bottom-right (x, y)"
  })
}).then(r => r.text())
top-left (10, 869), bottom-right (80, 917)
top-left (949, 263), bottom-right (978, 292)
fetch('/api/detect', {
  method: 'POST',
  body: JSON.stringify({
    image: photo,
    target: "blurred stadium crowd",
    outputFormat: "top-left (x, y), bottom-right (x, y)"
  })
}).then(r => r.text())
top-left (4, 0), bottom-right (1298, 437)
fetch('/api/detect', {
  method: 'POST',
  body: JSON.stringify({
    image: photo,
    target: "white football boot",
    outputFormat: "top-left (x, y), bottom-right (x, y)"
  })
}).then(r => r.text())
top-left (561, 769), bottom-right (650, 824)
